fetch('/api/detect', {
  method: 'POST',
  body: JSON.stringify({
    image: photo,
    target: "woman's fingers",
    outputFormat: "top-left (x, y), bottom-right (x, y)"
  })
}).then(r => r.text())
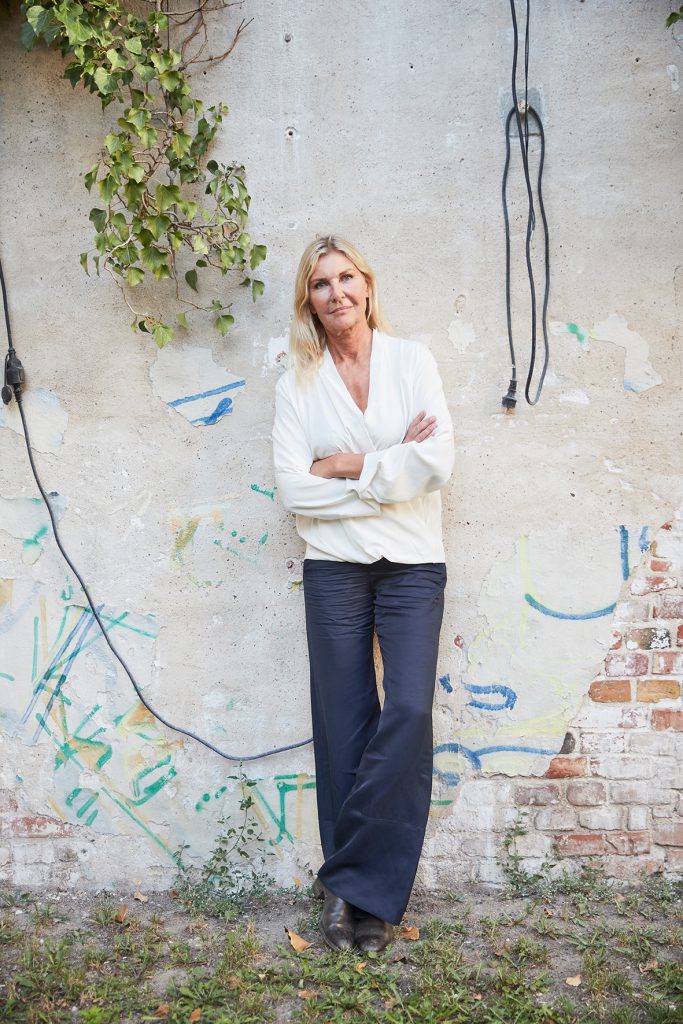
top-left (403, 412), bottom-right (437, 443)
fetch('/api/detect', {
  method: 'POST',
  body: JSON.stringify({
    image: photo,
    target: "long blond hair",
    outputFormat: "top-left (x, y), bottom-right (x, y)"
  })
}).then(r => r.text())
top-left (289, 235), bottom-right (391, 376)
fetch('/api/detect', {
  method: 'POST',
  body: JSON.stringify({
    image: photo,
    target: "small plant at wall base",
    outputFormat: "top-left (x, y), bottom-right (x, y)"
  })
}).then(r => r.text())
top-left (20, 0), bottom-right (266, 346)
top-left (175, 773), bottom-right (272, 920)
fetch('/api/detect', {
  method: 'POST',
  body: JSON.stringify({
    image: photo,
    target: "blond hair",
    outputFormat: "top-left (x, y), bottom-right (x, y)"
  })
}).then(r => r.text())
top-left (289, 235), bottom-right (391, 376)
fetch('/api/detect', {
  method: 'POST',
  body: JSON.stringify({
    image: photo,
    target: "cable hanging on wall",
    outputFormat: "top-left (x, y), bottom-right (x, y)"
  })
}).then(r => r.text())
top-left (501, 0), bottom-right (551, 410)
top-left (1, 258), bottom-right (313, 763)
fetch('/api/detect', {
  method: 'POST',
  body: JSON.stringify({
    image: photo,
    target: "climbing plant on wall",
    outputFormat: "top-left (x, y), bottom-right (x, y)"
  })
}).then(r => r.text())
top-left (20, 0), bottom-right (266, 346)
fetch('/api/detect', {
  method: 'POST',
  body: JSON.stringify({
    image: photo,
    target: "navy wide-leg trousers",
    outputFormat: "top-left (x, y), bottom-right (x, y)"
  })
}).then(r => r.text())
top-left (303, 558), bottom-right (446, 925)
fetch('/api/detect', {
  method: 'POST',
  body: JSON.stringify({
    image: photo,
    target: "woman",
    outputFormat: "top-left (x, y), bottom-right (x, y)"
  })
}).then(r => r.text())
top-left (272, 235), bottom-right (454, 952)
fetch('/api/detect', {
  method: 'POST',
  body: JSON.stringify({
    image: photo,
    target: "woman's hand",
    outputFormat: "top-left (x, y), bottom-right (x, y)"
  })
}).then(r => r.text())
top-left (310, 453), bottom-right (365, 479)
top-left (403, 411), bottom-right (437, 444)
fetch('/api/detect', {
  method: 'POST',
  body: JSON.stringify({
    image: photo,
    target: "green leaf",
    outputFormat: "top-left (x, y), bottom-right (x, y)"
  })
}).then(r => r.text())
top-left (84, 163), bottom-right (99, 191)
top-left (26, 5), bottom-right (55, 36)
top-left (192, 235), bottom-right (209, 255)
top-left (128, 163), bottom-right (145, 183)
top-left (93, 66), bottom-right (117, 96)
top-left (214, 314), bottom-right (235, 337)
top-left (176, 311), bottom-right (189, 330)
top-left (144, 214), bottom-right (171, 240)
top-left (152, 323), bottom-right (174, 348)
top-left (89, 208), bottom-right (107, 232)
top-left (249, 244), bottom-right (267, 271)
top-left (155, 184), bottom-right (181, 213)
top-left (252, 279), bottom-right (265, 302)
top-left (126, 266), bottom-right (145, 287)
top-left (124, 180), bottom-right (146, 207)
top-left (124, 36), bottom-right (143, 55)
top-left (195, 259), bottom-right (207, 268)
top-left (127, 107), bottom-right (149, 131)
top-left (170, 130), bottom-right (192, 159)
top-left (184, 269), bottom-right (198, 293)
top-left (178, 200), bottom-right (198, 220)
top-left (20, 21), bottom-right (37, 51)
top-left (98, 175), bottom-right (118, 203)
top-left (140, 245), bottom-right (169, 272)
top-left (206, 159), bottom-right (218, 173)
top-left (210, 299), bottom-right (223, 312)
top-left (106, 47), bottom-right (128, 70)
top-left (159, 69), bottom-right (183, 92)
top-left (138, 126), bottom-right (158, 149)
top-left (80, 252), bottom-right (89, 275)
top-left (134, 62), bottom-right (156, 83)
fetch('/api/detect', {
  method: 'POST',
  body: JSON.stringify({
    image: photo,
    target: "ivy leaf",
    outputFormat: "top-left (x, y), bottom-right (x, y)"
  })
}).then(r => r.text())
top-left (106, 48), bottom-right (128, 70)
top-left (152, 323), bottom-right (174, 348)
top-left (178, 200), bottom-right (198, 220)
top-left (124, 36), bottom-right (143, 55)
top-left (138, 126), bottom-right (157, 149)
top-left (93, 66), bottom-right (117, 95)
top-left (98, 175), bottom-right (119, 203)
top-left (140, 245), bottom-right (168, 272)
top-left (126, 266), bottom-right (145, 287)
top-left (80, 252), bottom-right (89, 275)
top-left (252, 279), bottom-right (265, 302)
top-left (127, 107), bottom-right (149, 131)
top-left (145, 215), bottom-right (171, 240)
top-left (159, 70), bottom-right (182, 92)
top-left (89, 208), bottom-right (107, 232)
top-left (184, 269), bottom-right (198, 293)
top-left (84, 163), bottom-right (99, 191)
top-left (214, 314), bottom-right (235, 337)
top-left (170, 130), bottom-right (192, 159)
top-left (19, 21), bottom-right (37, 50)
top-left (124, 181), bottom-right (146, 207)
top-left (249, 244), bottom-right (267, 271)
top-left (206, 160), bottom-right (218, 173)
top-left (128, 163), bottom-right (145, 183)
top-left (156, 184), bottom-right (181, 213)
top-left (176, 311), bottom-right (189, 330)
top-left (26, 5), bottom-right (56, 37)
top-left (192, 235), bottom-right (209, 255)
top-left (134, 62), bottom-right (156, 83)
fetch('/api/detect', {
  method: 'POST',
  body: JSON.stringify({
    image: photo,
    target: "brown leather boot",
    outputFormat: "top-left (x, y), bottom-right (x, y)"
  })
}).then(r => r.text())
top-left (314, 880), bottom-right (355, 950)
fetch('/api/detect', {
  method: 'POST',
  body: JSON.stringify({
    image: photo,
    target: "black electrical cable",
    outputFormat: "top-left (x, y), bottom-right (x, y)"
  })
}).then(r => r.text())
top-left (0, 258), bottom-right (313, 762)
top-left (502, 0), bottom-right (551, 408)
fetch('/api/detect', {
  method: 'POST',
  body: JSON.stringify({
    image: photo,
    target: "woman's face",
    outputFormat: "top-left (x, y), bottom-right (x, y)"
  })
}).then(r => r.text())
top-left (308, 250), bottom-right (369, 336)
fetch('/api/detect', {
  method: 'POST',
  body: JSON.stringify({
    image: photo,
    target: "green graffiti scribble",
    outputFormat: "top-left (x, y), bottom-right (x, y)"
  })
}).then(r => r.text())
top-left (23, 525), bottom-right (48, 556)
top-left (130, 756), bottom-right (177, 806)
top-left (251, 774), bottom-right (316, 847)
top-left (213, 529), bottom-right (269, 566)
top-left (250, 483), bottom-right (276, 500)
top-left (0, 672), bottom-right (15, 681)
top-left (60, 583), bottom-right (73, 601)
top-left (567, 322), bottom-right (587, 345)
top-left (195, 784), bottom-right (228, 812)
top-left (66, 786), bottom-right (100, 823)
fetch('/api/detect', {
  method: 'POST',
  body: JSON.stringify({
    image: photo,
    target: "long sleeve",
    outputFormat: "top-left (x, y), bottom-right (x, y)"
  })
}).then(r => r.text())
top-left (350, 346), bottom-right (454, 505)
top-left (272, 376), bottom-right (381, 520)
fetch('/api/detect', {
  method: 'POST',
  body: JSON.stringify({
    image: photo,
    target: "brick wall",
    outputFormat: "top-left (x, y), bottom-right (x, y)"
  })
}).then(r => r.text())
top-left (507, 520), bottom-right (683, 882)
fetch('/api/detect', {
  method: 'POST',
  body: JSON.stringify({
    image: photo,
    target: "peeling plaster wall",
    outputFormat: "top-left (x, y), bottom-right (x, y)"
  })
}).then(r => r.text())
top-left (0, 1), bottom-right (681, 889)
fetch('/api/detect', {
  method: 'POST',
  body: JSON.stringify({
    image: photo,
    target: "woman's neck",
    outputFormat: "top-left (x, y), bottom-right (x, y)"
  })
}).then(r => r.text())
top-left (326, 324), bottom-right (373, 365)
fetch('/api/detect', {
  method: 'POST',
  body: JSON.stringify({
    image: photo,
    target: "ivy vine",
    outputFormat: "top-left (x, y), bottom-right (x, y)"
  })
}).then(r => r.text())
top-left (20, 0), bottom-right (266, 346)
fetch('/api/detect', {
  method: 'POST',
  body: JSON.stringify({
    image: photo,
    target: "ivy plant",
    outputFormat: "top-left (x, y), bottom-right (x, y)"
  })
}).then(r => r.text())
top-left (20, 0), bottom-right (266, 346)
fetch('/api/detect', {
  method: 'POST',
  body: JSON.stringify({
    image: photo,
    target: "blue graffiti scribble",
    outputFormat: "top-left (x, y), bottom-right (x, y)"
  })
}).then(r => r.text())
top-left (619, 525), bottom-right (629, 580)
top-left (524, 593), bottom-right (616, 620)
top-left (432, 741), bottom-right (559, 787)
top-left (191, 396), bottom-right (234, 426)
top-left (439, 673), bottom-right (453, 694)
top-left (639, 526), bottom-right (650, 552)
top-left (465, 683), bottom-right (517, 711)
top-left (168, 380), bottom-right (246, 408)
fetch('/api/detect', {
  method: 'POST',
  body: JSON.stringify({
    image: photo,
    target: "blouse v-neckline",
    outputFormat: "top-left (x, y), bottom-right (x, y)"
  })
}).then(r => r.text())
top-left (324, 329), bottom-right (377, 416)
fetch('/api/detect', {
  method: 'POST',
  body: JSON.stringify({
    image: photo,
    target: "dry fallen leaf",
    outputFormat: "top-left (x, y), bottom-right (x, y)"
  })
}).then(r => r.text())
top-left (400, 925), bottom-right (420, 941)
top-left (225, 975), bottom-right (241, 989)
top-left (354, 961), bottom-right (367, 973)
top-left (392, 953), bottom-right (408, 963)
top-left (543, 907), bottom-right (554, 918)
top-left (189, 1010), bottom-right (202, 1022)
top-left (114, 905), bottom-right (129, 924)
top-left (639, 959), bottom-right (658, 974)
top-left (168, 889), bottom-right (179, 900)
top-left (153, 1006), bottom-right (169, 1019)
top-left (285, 928), bottom-right (312, 952)
top-left (473, 993), bottom-right (483, 1001)
top-left (133, 891), bottom-right (148, 903)
top-left (293, 877), bottom-right (302, 888)
top-left (565, 974), bottom-right (582, 987)
top-left (297, 989), bottom-right (317, 1000)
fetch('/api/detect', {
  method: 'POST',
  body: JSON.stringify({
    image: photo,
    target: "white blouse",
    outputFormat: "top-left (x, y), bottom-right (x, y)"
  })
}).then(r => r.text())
top-left (272, 331), bottom-right (454, 563)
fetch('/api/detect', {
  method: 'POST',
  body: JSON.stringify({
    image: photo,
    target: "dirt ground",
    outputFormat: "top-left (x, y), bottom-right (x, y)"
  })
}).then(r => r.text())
top-left (1, 874), bottom-right (681, 1023)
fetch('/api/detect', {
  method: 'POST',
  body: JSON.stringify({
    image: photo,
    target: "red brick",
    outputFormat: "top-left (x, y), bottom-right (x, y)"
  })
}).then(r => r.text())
top-left (651, 559), bottom-right (672, 572)
top-left (677, 624), bottom-right (683, 647)
top-left (631, 576), bottom-right (677, 597)
top-left (554, 833), bottom-right (609, 857)
top-left (652, 709), bottom-right (683, 731)
top-left (605, 831), bottom-right (651, 855)
top-left (589, 679), bottom-right (632, 702)
top-left (545, 756), bottom-right (587, 779)
top-left (625, 627), bottom-right (671, 651)
top-left (514, 784), bottom-right (560, 806)
top-left (652, 651), bottom-right (683, 675)
top-left (604, 652), bottom-right (649, 677)
top-left (0, 791), bottom-right (18, 814)
top-left (600, 855), bottom-right (666, 880)
top-left (665, 849), bottom-right (683, 870)
top-left (566, 781), bottom-right (607, 806)
top-left (636, 678), bottom-right (681, 701)
top-left (653, 822), bottom-right (683, 847)
top-left (654, 595), bottom-right (683, 618)
top-left (12, 815), bottom-right (76, 839)
top-left (614, 599), bottom-right (651, 622)
top-left (610, 629), bottom-right (622, 650)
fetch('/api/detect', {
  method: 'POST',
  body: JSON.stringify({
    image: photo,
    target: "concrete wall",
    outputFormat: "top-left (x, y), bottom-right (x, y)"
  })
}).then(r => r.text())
top-left (0, 0), bottom-right (681, 889)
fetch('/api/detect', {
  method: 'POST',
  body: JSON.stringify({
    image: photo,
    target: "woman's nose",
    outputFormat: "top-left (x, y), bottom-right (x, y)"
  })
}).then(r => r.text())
top-left (330, 279), bottom-right (344, 300)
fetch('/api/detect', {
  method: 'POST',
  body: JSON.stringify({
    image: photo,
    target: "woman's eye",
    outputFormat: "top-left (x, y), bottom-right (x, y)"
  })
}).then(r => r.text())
top-left (312, 281), bottom-right (325, 289)
top-left (342, 273), bottom-right (353, 281)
